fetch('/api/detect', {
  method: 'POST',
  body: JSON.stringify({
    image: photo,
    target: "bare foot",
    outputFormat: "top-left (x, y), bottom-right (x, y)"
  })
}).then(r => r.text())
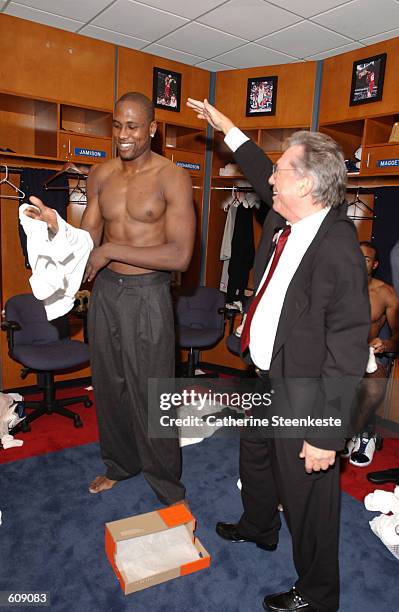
top-left (88, 475), bottom-right (117, 494)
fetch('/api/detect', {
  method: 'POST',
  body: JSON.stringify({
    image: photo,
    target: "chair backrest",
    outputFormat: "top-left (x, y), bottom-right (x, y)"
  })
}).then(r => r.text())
top-left (175, 287), bottom-right (225, 332)
top-left (5, 293), bottom-right (69, 346)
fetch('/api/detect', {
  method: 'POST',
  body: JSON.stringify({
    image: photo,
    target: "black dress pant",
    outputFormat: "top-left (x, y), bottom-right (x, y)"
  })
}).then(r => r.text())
top-left (88, 268), bottom-right (185, 505)
top-left (238, 436), bottom-right (340, 612)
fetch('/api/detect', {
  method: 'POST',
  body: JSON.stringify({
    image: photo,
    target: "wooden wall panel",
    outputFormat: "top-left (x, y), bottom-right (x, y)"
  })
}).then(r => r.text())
top-left (117, 47), bottom-right (210, 127)
top-left (319, 37), bottom-right (399, 124)
top-left (0, 14), bottom-right (115, 110)
top-left (215, 62), bottom-right (317, 128)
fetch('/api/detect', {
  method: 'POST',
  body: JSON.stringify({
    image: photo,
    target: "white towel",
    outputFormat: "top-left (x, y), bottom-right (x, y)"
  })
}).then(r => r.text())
top-left (369, 514), bottom-right (399, 549)
top-left (366, 346), bottom-right (378, 374)
top-left (19, 204), bottom-right (93, 320)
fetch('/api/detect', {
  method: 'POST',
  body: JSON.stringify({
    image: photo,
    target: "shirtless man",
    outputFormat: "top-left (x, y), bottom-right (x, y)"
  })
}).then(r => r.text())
top-left (25, 92), bottom-right (195, 505)
top-left (346, 241), bottom-right (399, 466)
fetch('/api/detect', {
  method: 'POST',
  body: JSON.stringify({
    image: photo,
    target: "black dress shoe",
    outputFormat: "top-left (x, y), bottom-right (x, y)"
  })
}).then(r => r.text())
top-left (263, 587), bottom-right (317, 611)
top-left (215, 522), bottom-right (277, 551)
top-left (367, 467), bottom-right (399, 484)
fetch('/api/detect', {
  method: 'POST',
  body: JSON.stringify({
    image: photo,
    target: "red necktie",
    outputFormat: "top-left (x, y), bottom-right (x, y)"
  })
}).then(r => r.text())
top-left (241, 226), bottom-right (291, 353)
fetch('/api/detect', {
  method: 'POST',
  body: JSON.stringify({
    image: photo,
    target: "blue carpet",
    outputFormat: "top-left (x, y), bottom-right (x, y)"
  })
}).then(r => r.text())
top-left (0, 438), bottom-right (397, 612)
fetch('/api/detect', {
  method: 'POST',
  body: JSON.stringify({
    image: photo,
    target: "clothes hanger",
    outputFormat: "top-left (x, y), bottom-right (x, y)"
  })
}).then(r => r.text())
top-left (0, 165), bottom-right (25, 200)
top-left (347, 187), bottom-right (374, 221)
top-left (69, 175), bottom-right (87, 204)
top-left (43, 162), bottom-right (88, 191)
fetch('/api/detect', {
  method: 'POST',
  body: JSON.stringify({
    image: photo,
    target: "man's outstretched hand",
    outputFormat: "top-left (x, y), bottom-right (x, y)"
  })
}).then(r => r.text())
top-left (186, 98), bottom-right (235, 135)
top-left (23, 196), bottom-right (59, 234)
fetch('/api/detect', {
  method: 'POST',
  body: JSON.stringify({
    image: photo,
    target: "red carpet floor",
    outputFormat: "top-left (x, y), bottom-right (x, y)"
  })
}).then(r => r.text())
top-left (340, 437), bottom-right (399, 501)
top-left (1, 384), bottom-right (399, 503)
top-left (0, 386), bottom-right (98, 464)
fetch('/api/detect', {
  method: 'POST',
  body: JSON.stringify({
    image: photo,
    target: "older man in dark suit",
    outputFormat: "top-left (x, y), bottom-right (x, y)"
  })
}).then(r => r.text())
top-left (187, 98), bottom-right (370, 612)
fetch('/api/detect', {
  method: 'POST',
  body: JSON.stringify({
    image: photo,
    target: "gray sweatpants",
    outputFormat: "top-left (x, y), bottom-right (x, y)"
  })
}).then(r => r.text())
top-left (88, 268), bottom-right (185, 505)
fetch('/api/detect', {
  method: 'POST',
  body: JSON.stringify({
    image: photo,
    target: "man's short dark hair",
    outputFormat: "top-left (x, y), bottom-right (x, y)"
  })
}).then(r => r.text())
top-left (115, 92), bottom-right (155, 122)
top-left (360, 241), bottom-right (379, 263)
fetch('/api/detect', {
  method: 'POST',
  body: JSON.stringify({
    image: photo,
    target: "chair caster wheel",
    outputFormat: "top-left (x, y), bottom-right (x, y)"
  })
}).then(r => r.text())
top-left (74, 416), bottom-right (83, 428)
top-left (376, 434), bottom-right (383, 451)
top-left (84, 400), bottom-right (93, 407)
top-left (22, 421), bottom-right (30, 433)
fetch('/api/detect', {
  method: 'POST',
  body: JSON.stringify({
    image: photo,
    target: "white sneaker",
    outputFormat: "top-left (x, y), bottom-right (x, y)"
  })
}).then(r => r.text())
top-left (350, 433), bottom-right (376, 467)
top-left (341, 436), bottom-right (357, 459)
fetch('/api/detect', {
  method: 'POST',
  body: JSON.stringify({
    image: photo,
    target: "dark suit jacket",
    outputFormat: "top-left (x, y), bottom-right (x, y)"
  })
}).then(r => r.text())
top-left (234, 139), bottom-right (370, 450)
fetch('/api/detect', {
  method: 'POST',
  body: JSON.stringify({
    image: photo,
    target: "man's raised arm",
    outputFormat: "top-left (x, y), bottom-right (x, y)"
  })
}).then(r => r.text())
top-left (186, 98), bottom-right (273, 206)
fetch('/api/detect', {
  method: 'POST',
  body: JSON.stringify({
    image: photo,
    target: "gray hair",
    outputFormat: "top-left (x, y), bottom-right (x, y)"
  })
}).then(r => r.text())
top-left (284, 131), bottom-right (347, 209)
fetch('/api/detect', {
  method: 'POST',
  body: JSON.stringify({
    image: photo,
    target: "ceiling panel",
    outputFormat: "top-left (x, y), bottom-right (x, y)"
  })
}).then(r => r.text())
top-left (267, 0), bottom-right (352, 19)
top-left (5, 2), bottom-right (84, 31)
top-left (198, 0), bottom-right (301, 40)
top-left (257, 21), bottom-right (352, 58)
top-left (195, 59), bottom-right (236, 71)
top-left (7, 0), bottom-right (114, 22)
top-left (133, 0), bottom-right (227, 19)
top-left (142, 43), bottom-right (205, 65)
top-left (91, 0), bottom-right (188, 39)
top-left (80, 24), bottom-right (150, 50)
top-left (360, 26), bottom-right (399, 46)
top-left (312, 0), bottom-right (399, 40)
top-left (1, 0), bottom-right (399, 69)
top-left (306, 41), bottom-right (364, 61)
top-left (214, 43), bottom-right (296, 68)
top-left (158, 22), bottom-right (246, 57)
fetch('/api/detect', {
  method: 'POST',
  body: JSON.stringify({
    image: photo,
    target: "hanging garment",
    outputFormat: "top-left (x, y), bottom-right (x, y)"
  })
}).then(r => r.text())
top-left (226, 204), bottom-right (255, 303)
top-left (19, 168), bottom-right (69, 268)
top-left (220, 204), bottom-right (238, 293)
top-left (19, 204), bottom-right (93, 320)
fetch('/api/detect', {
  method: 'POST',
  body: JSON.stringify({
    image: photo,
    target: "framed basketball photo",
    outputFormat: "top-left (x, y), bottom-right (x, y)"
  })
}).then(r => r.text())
top-left (153, 67), bottom-right (181, 112)
top-left (246, 75), bottom-right (278, 117)
top-left (349, 53), bottom-right (387, 106)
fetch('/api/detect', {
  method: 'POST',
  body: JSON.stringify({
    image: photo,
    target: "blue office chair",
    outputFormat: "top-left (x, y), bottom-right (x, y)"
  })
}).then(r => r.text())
top-left (175, 287), bottom-right (225, 377)
top-left (1, 293), bottom-right (92, 432)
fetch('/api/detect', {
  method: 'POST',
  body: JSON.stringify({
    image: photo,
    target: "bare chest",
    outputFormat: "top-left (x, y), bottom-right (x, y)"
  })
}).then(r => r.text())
top-left (369, 286), bottom-right (387, 324)
top-left (99, 171), bottom-right (166, 224)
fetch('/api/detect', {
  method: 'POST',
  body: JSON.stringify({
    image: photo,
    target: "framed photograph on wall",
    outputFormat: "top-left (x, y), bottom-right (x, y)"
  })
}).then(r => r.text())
top-left (349, 53), bottom-right (387, 106)
top-left (153, 67), bottom-right (181, 112)
top-left (246, 75), bottom-right (278, 117)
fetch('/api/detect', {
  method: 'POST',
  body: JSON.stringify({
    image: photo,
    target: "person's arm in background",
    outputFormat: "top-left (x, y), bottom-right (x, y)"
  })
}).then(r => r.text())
top-left (390, 240), bottom-right (399, 296)
top-left (187, 98), bottom-right (273, 206)
top-left (370, 285), bottom-right (399, 354)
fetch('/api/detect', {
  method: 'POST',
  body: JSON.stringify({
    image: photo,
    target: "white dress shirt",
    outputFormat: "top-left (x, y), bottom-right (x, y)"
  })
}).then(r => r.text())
top-left (223, 126), bottom-right (330, 370)
top-left (224, 127), bottom-right (249, 152)
top-left (250, 208), bottom-right (330, 369)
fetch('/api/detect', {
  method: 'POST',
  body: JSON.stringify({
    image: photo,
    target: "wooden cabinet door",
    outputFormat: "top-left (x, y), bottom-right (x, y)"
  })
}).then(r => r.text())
top-left (59, 133), bottom-right (112, 163)
top-left (163, 149), bottom-right (204, 177)
top-left (361, 144), bottom-right (399, 175)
